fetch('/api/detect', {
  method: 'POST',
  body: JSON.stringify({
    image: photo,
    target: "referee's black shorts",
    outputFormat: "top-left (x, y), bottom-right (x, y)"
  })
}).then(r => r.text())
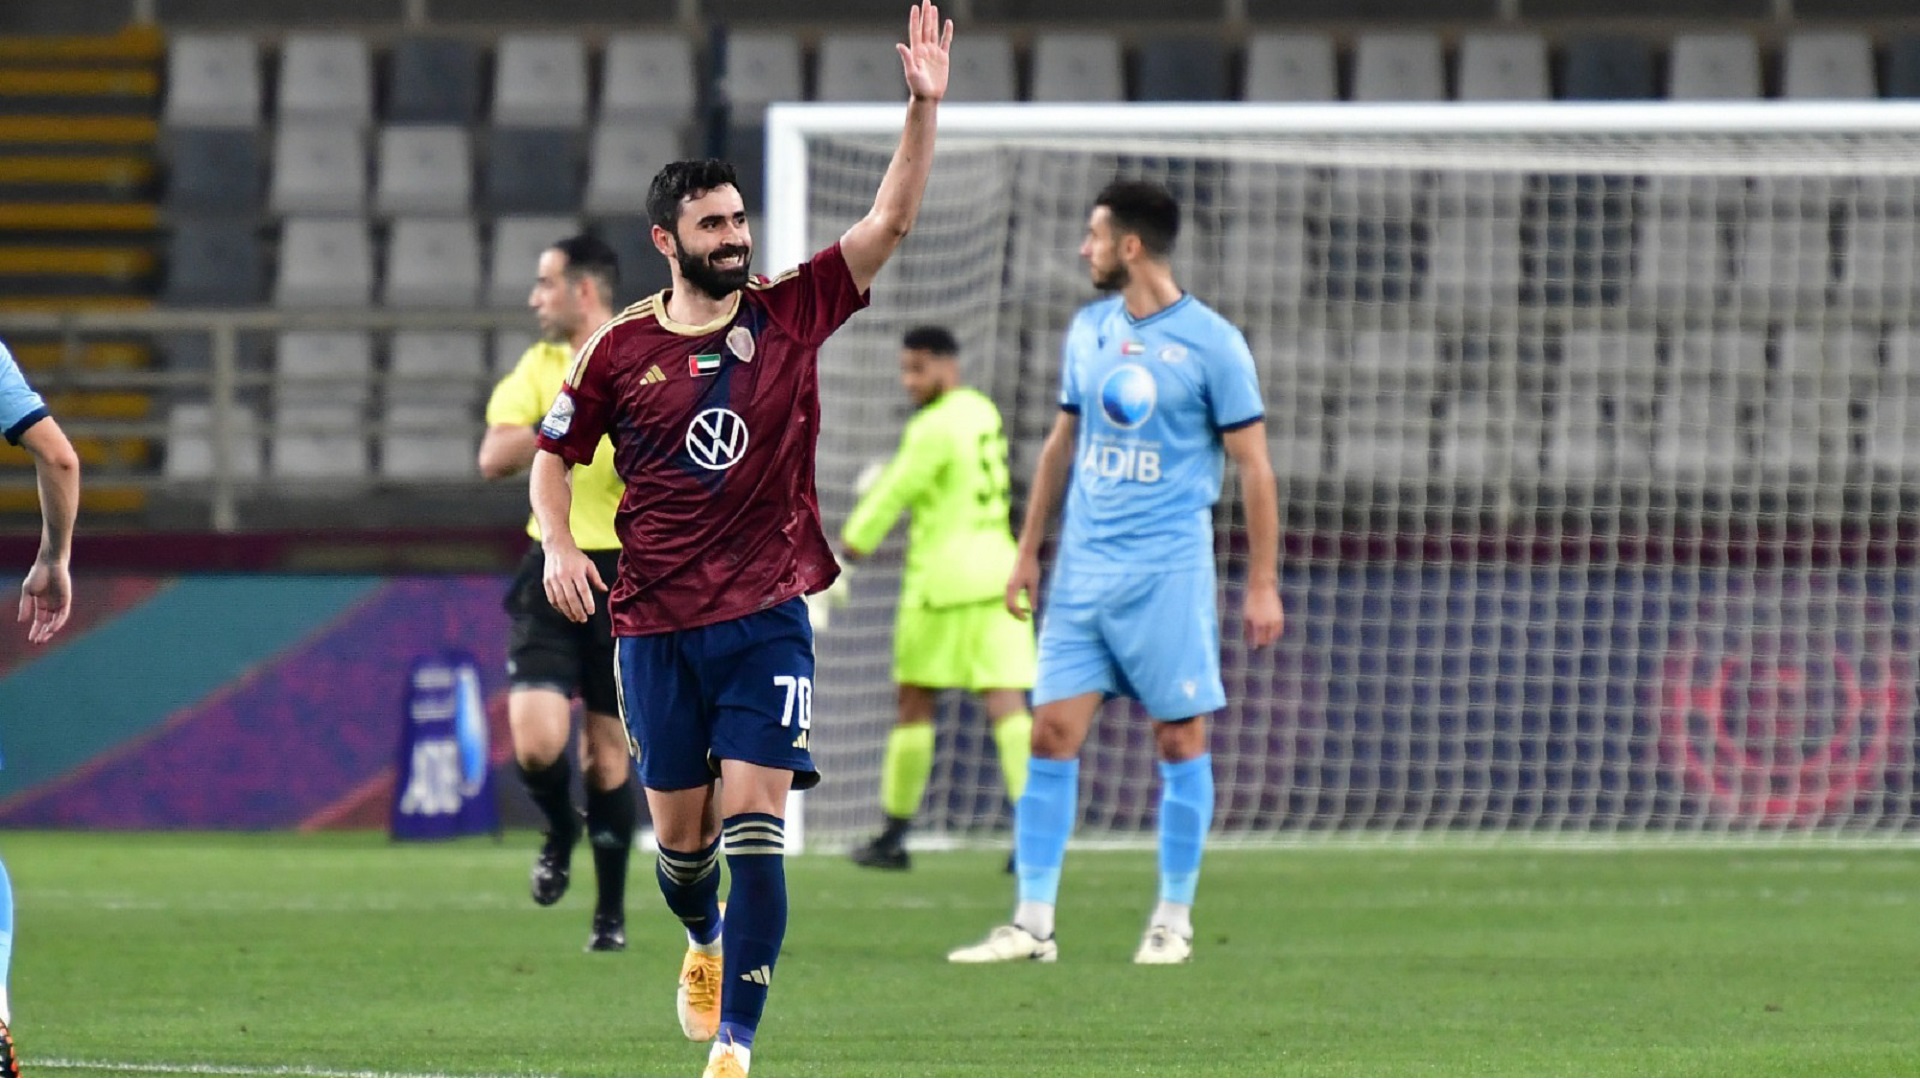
top-left (504, 545), bottom-right (622, 718)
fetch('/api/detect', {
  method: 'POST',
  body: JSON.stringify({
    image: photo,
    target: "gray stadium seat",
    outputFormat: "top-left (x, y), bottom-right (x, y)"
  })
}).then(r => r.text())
top-left (1666, 33), bottom-right (1761, 100)
top-left (165, 403), bottom-right (263, 481)
top-left (488, 215), bottom-right (581, 308)
top-left (484, 129), bottom-right (581, 213)
top-left (724, 31), bottom-right (803, 118)
top-left (1457, 32), bottom-right (1549, 101)
top-left (601, 32), bottom-right (699, 124)
top-left (274, 218), bottom-right (374, 308)
top-left (947, 33), bottom-right (1016, 103)
top-left (1782, 32), bottom-right (1876, 99)
top-left (384, 218), bottom-right (482, 307)
top-left (388, 37), bottom-right (482, 125)
top-left (277, 33), bottom-right (372, 126)
top-left (594, 218), bottom-right (673, 307)
top-left (381, 404), bottom-right (477, 480)
top-left (1248, 327), bottom-right (1329, 482)
top-left (1631, 178), bottom-right (1733, 314)
top-left (1889, 37), bottom-right (1920, 99)
top-left (584, 123), bottom-right (684, 216)
top-left (163, 33), bottom-right (260, 128)
top-left (1766, 328), bottom-right (1858, 480)
top-left (268, 124), bottom-right (366, 215)
top-left (271, 403), bottom-right (368, 480)
top-left (276, 330), bottom-right (374, 407)
top-left (374, 125), bottom-right (472, 216)
top-left (1546, 331), bottom-right (1657, 481)
top-left (1655, 330), bottom-right (1760, 481)
top-left (389, 331), bottom-right (487, 407)
top-left (164, 219), bottom-right (263, 306)
top-left (165, 128), bottom-right (261, 212)
top-left (1136, 38), bottom-right (1229, 102)
top-left (1563, 38), bottom-right (1655, 100)
top-left (1336, 329), bottom-right (1440, 480)
top-left (817, 32), bottom-right (904, 102)
top-left (1242, 34), bottom-right (1336, 102)
top-left (1871, 330), bottom-right (1920, 472)
top-left (493, 33), bottom-right (590, 129)
top-left (1352, 33), bottom-right (1444, 102)
top-left (1031, 33), bottom-right (1124, 103)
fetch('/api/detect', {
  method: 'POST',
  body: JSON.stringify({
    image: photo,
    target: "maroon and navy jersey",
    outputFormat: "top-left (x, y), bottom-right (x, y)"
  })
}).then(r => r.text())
top-left (535, 243), bottom-right (870, 636)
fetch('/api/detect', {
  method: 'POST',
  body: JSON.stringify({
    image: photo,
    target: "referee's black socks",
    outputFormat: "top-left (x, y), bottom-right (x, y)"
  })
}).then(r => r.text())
top-left (585, 774), bottom-right (638, 916)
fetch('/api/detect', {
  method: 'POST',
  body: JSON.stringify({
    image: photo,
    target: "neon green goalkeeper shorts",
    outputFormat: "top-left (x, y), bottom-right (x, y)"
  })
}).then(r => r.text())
top-left (893, 597), bottom-right (1038, 691)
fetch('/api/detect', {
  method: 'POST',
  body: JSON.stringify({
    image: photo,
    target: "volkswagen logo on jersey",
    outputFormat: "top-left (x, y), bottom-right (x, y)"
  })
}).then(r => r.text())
top-left (1099, 363), bottom-right (1157, 429)
top-left (686, 407), bottom-right (750, 470)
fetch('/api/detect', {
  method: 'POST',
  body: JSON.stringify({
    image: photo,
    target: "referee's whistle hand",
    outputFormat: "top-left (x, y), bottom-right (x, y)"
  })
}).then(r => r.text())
top-left (543, 546), bottom-right (607, 623)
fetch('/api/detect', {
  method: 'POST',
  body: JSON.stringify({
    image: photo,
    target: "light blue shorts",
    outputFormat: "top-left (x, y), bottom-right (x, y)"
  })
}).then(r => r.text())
top-left (1032, 565), bottom-right (1226, 721)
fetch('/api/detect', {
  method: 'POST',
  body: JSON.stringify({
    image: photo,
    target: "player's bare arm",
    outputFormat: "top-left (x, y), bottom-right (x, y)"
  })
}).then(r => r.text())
top-left (1006, 411), bottom-right (1077, 620)
top-left (531, 448), bottom-right (605, 623)
top-left (839, 0), bottom-right (951, 293)
top-left (477, 424), bottom-right (538, 480)
top-left (1223, 421), bottom-right (1283, 648)
top-left (17, 416), bottom-right (78, 643)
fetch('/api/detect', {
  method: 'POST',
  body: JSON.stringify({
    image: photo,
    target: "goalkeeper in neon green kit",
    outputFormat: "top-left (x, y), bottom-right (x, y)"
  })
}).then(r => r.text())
top-left (840, 326), bottom-right (1037, 870)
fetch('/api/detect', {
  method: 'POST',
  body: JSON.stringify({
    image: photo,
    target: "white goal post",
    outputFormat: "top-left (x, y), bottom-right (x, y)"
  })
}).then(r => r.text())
top-left (770, 102), bottom-right (1920, 851)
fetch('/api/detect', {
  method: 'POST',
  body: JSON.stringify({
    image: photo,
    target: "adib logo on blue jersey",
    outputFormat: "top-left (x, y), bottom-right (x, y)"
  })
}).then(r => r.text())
top-left (1099, 364), bottom-right (1156, 429)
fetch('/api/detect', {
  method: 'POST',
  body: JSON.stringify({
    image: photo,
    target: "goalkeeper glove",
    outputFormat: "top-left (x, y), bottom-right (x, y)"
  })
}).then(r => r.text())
top-left (804, 566), bottom-right (853, 632)
top-left (853, 458), bottom-right (888, 498)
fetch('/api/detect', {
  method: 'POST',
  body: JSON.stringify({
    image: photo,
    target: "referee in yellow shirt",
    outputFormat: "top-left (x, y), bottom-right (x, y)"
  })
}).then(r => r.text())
top-left (479, 234), bottom-right (635, 951)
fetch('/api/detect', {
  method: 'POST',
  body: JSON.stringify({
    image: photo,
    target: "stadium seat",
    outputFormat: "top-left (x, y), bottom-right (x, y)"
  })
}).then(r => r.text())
top-left (1736, 179), bottom-right (1831, 307)
top-left (594, 218), bottom-right (673, 307)
top-left (1655, 330), bottom-right (1759, 481)
top-left (274, 218), bottom-right (374, 308)
top-left (1888, 37), bottom-right (1920, 98)
top-left (1870, 330), bottom-right (1920, 471)
top-left (384, 218), bottom-right (482, 307)
top-left (271, 403), bottom-right (368, 480)
top-left (1336, 329), bottom-right (1440, 480)
top-left (723, 31), bottom-right (803, 117)
top-left (164, 128), bottom-right (262, 212)
top-left (1631, 175), bottom-right (1736, 313)
top-left (388, 37), bottom-right (483, 125)
top-left (1438, 336), bottom-right (1527, 481)
top-left (1546, 331), bottom-right (1658, 480)
top-left (584, 123), bottom-right (686, 216)
top-left (1135, 37), bottom-right (1229, 102)
top-left (1840, 205), bottom-right (1920, 314)
top-left (164, 219), bottom-right (263, 306)
top-left (1782, 32), bottom-right (1875, 99)
top-left (163, 33), bottom-right (260, 128)
top-left (1243, 33), bottom-right (1336, 102)
top-left (602, 32), bottom-right (699, 124)
top-left (164, 402), bottom-right (263, 481)
top-left (1457, 32), bottom-right (1549, 101)
top-left (1030, 33), bottom-right (1124, 103)
top-left (947, 33), bottom-right (1017, 103)
top-left (818, 32), bottom-right (905, 102)
top-left (268, 124), bottom-right (367, 215)
top-left (389, 331), bottom-right (487, 407)
top-left (1248, 327), bottom-right (1329, 481)
top-left (381, 404), bottom-right (477, 480)
top-left (1766, 328), bottom-right (1859, 479)
top-left (275, 331), bottom-right (374, 407)
top-left (1352, 33), bottom-right (1444, 102)
top-left (484, 128), bottom-right (582, 213)
top-left (493, 33), bottom-right (590, 129)
top-left (1563, 38), bottom-right (1656, 100)
top-left (373, 125), bottom-right (472, 216)
top-left (1426, 213), bottom-right (1522, 310)
top-left (488, 215), bottom-right (581, 308)
top-left (1666, 33), bottom-right (1761, 100)
top-left (277, 33), bottom-right (373, 126)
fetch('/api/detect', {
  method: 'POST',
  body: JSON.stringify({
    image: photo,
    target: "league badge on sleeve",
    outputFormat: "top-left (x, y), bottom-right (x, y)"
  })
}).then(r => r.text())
top-left (727, 326), bottom-right (756, 363)
top-left (539, 391), bottom-right (574, 439)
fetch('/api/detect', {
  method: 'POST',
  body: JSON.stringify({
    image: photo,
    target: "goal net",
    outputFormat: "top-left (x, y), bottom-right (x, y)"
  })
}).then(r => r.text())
top-left (771, 103), bottom-right (1920, 845)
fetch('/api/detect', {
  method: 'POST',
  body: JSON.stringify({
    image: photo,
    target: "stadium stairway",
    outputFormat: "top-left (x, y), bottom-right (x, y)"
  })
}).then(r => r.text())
top-left (0, 25), bottom-right (160, 518)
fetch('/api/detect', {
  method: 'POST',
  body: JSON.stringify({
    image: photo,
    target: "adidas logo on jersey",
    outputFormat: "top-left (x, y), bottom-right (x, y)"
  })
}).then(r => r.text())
top-left (739, 965), bottom-right (772, 985)
top-left (641, 364), bottom-right (667, 386)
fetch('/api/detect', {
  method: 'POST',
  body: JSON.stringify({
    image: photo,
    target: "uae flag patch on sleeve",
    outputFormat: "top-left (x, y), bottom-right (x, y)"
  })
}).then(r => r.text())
top-left (689, 353), bottom-right (722, 377)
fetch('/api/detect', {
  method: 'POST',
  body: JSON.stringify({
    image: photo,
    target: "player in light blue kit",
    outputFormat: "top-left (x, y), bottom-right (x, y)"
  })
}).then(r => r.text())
top-left (0, 337), bottom-right (82, 1075)
top-left (949, 180), bottom-right (1283, 965)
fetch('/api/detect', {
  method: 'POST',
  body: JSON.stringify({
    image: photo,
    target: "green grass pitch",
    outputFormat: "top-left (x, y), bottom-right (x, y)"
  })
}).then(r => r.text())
top-left (8, 831), bottom-right (1918, 1076)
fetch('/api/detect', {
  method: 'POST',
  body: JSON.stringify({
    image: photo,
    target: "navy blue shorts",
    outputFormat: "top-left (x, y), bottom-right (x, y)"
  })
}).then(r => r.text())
top-left (614, 597), bottom-right (820, 792)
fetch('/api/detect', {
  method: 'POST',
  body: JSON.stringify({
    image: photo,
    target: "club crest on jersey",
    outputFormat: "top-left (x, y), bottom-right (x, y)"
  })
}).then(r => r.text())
top-left (1120, 341), bottom-right (1146, 355)
top-left (726, 326), bottom-right (756, 363)
top-left (686, 407), bottom-right (750, 470)
top-left (539, 391), bottom-right (574, 439)
top-left (1158, 344), bottom-right (1188, 363)
top-left (689, 353), bottom-right (722, 377)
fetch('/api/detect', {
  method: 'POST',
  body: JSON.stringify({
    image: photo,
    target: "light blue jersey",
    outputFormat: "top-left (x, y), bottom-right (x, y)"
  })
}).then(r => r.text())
top-left (1034, 293), bottom-right (1264, 720)
top-left (0, 341), bottom-right (49, 447)
top-left (1055, 293), bottom-right (1264, 574)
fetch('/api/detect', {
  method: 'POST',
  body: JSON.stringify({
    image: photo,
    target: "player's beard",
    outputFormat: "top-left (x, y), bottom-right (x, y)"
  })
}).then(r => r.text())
top-left (1091, 260), bottom-right (1129, 292)
top-left (677, 243), bottom-right (753, 300)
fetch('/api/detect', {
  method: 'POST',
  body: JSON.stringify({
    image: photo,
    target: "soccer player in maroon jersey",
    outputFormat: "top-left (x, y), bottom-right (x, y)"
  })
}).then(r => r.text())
top-left (529, 4), bottom-right (952, 1076)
